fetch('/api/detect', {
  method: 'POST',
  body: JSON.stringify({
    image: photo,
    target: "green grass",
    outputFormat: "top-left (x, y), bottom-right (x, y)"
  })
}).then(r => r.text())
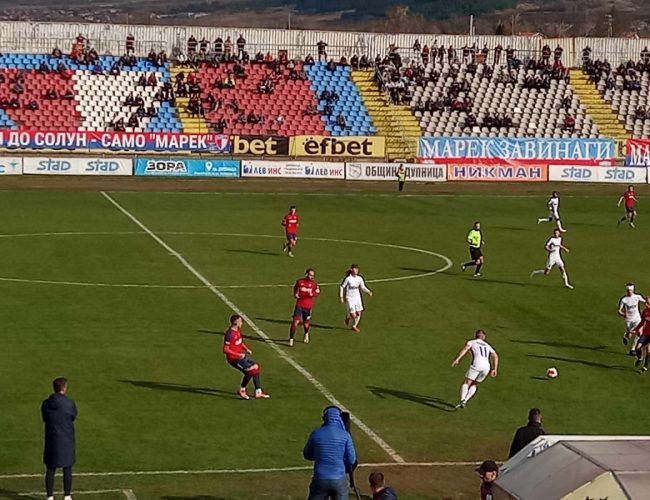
top-left (0, 188), bottom-right (648, 499)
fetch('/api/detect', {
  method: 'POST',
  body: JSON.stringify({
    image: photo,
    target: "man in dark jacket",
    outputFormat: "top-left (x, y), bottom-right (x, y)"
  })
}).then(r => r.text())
top-left (508, 407), bottom-right (546, 458)
top-left (42, 377), bottom-right (77, 500)
top-left (303, 406), bottom-right (356, 500)
top-left (369, 471), bottom-right (398, 499)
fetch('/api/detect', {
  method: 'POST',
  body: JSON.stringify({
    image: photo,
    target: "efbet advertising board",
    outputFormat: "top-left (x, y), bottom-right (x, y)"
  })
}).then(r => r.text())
top-left (230, 135), bottom-right (289, 156)
top-left (346, 162), bottom-right (447, 182)
top-left (241, 160), bottom-right (344, 179)
top-left (134, 158), bottom-right (240, 177)
top-left (290, 136), bottom-right (385, 158)
top-left (548, 165), bottom-right (648, 183)
top-left (419, 137), bottom-right (616, 166)
top-left (447, 164), bottom-right (548, 182)
top-left (23, 157), bottom-right (132, 175)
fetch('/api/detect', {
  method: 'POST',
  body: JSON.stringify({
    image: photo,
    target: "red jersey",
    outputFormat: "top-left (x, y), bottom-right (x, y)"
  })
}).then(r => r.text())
top-left (623, 190), bottom-right (636, 209)
top-left (636, 308), bottom-right (650, 336)
top-left (282, 213), bottom-right (299, 234)
top-left (223, 327), bottom-right (247, 363)
top-left (294, 278), bottom-right (320, 309)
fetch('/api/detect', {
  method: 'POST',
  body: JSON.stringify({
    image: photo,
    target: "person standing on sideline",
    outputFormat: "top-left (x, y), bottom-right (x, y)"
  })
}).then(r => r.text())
top-left (369, 471), bottom-right (398, 499)
top-left (476, 460), bottom-right (499, 500)
top-left (508, 408), bottom-right (546, 458)
top-left (303, 406), bottom-right (357, 500)
top-left (461, 221), bottom-right (484, 277)
top-left (41, 377), bottom-right (77, 500)
top-left (396, 164), bottom-right (406, 192)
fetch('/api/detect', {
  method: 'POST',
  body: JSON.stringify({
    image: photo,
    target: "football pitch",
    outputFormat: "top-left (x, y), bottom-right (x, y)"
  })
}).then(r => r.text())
top-left (0, 182), bottom-right (649, 499)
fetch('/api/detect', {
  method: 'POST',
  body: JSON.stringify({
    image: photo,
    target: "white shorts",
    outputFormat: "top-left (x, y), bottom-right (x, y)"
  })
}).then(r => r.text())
top-left (549, 210), bottom-right (560, 221)
top-left (546, 254), bottom-right (564, 270)
top-left (346, 298), bottom-right (364, 314)
top-left (465, 365), bottom-right (490, 383)
top-left (626, 319), bottom-right (641, 334)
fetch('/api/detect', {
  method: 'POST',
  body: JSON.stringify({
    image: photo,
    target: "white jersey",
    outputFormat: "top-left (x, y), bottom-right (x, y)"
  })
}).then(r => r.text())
top-left (548, 197), bottom-right (560, 217)
top-left (619, 294), bottom-right (644, 322)
top-left (468, 339), bottom-right (495, 369)
top-left (546, 236), bottom-right (562, 257)
top-left (340, 274), bottom-right (369, 302)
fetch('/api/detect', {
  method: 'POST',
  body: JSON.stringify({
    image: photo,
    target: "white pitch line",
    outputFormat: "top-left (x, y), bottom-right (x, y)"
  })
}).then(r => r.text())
top-left (0, 232), bottom-right (451, 289)
top-left (18, 489), bottom-right (125, 496)
top-left (0, 461), bottom-right (480, 480)
top-left (100, 191), bottom-right (405, 463)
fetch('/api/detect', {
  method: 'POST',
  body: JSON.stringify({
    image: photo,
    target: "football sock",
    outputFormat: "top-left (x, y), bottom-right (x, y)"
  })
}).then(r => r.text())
top-left (460, 383), bottom-right (469, 401)
top-left (562, 272), bottom-right (570, 286)
top-left (241, 374), bottom-right (252, 388)
top-left (463, 261), bottom-right (476, 268)
top-left (619, 216), bottom-right (627, 223)
top-left (253, 374), bottom-right (261, 390)
top-left (476, 264), bottom-right (482, 273)
top-left (537, 218), bottom-right (548, 223)
top-left (531, 269), bottom-right (545, 276)
top-left (352, 315), bottom-right (361, 328)
top-left (289, 323), bottom-right (297, 340)
top-left (631, 214), bottom-right (636, 223)
top-left (466, 385), bottom-right (478, 401)
top-left (303, 320), bottom-right (310, 334)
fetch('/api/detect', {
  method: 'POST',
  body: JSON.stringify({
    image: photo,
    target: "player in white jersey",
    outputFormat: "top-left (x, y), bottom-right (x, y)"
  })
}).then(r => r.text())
top-left (530, 228), bottom-right (573, 289)
top-left (537, 191), bottom-right (566, 232)
top-left (452, 329), bottom-right (499, 409)
top-left (339, 264), bottom-right (373, 333)
top-left (618, 283), bottom-right (645, 355)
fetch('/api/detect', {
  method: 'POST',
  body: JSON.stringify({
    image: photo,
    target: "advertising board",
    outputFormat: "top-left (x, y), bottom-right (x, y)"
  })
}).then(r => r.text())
top-left (134, 158), bottom-right (239, 177)
top-left (548, 165), bottom-right (647, 183)
top-left (447, 164), bottom-right (548, 182)
top-left (291, 136), bottom-right (385, 158)
top-left (0, 157), bottom-right (22, 175)
top-left (23, 157), bottom-right (132, 175)
top-left (241, 160), bottom-right (344, 178)
top-left (346, 162), bottom-right (446, 182)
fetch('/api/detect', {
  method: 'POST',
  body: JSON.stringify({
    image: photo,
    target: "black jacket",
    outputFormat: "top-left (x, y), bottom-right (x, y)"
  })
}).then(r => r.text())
top-left (373, 486), bottom-right (398, 500)
top-left (508, 421), bottom-right (545, 458)
top-left (41, 393), bottom-right (77, 467)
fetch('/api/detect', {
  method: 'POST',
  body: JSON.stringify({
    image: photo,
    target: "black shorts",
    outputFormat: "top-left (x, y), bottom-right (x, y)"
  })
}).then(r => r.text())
top-left (626, 206), bottom-right (636, 214)
top-left (470, 247), bottom-right (483, 260)
top-left (638, 336), bottom-right (650, 347)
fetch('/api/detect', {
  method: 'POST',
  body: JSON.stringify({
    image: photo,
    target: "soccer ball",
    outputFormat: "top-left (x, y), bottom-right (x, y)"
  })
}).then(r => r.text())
top-left (546, 367), bottom-right (559, 379)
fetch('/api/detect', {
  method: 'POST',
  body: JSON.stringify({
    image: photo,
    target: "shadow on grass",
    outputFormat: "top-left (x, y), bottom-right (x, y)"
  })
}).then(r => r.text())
top-left (398, 266), bottom-right (435, 273)
top-left (530, 376), bottom-right (550, 381)
top-left (511, 339), bottom-right (626, 357)
top-left (368, 386), bottom-right (456, 412)
top-left (224, 248), bottom-right (280, 257)
top-left (493, 225), bottom-right (532, 231)
top-left (526, 354), bottom-right (628, 371)
top-left (464, 277), bottom-right (530, 287)
top-left (256, 317), bottom-right (339, 331)
top-left (0, 489), bottom-right (35, 500)
top-left (198, 329), bottom-right (289, 345)
top-left (121, 380), bottom-right (240, 399)
top-left (162, 497), bottom-right (225, 500)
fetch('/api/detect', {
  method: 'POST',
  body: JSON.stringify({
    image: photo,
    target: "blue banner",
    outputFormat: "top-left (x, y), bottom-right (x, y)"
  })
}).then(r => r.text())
top-left (134, 158), bottom-right (240, 177)
top-left (418, 137), bottom-right (616, 165)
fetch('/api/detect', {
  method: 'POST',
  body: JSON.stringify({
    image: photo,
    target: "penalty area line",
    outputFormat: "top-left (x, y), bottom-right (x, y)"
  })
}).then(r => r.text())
top-left (100, 191), bottom-right (405, 464)
top-left (16, 489), bottom-right (137, 498)
top-left (0, 461), bottom-right (481, 480)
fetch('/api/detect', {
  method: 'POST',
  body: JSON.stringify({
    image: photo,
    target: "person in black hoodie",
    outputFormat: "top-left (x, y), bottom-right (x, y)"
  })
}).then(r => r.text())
top-left (41, 377), bottom-right (77, 500)
top-left (508, 407), bottom-right (546, 458)
top-left (369, 471), bottom-right (398, 499)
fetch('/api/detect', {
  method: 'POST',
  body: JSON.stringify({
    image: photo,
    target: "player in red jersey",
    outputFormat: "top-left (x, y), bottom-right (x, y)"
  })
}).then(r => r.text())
top-left (633, 297), bottom-right (650, 373)
top-left (289, 268), bottom-right (320, 347)
top-left (281, 205), bottom-right (299, 257)
top-left (618, 185), bottom-right (638, 228)
top-left (223, 314), bottom-right (270, 399)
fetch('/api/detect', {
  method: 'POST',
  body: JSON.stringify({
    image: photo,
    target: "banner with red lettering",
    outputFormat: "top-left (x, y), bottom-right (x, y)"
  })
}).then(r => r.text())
top-left (0, 130), bottom-right (231, 152)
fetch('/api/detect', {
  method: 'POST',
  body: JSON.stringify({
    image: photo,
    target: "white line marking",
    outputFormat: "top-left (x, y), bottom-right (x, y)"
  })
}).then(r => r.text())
top-left (18, 489), bottom-right (124, 496)
top-left (0, 232), bottom-right (451, 289)
top-left (100, 191), bottom-right (405, 463)
top-left (122, 489), bottom-right (137, 500)
top-left (0, 461), bottom-right (479, 480)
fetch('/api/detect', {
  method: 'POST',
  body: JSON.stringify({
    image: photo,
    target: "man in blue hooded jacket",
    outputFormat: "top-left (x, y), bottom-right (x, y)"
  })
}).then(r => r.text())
top-left (303, 406), bottom-right (357, 500)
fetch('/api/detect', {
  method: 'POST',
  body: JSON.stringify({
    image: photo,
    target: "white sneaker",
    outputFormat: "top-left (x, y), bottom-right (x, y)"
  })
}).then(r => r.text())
top-left (565, 284), bottom-right (574, 289)
top-left (304, 333), bottom-right (310, 343)
top-left (47, 497), bottom-right (54, 500)
top-left (559, 228), bottom-right (567, 233)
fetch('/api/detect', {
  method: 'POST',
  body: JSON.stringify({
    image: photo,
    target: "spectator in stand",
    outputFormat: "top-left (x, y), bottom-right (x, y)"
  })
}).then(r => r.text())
top-left (42, 377), bottom-right (77, 500)
top-left (45, 87), bottom-right (58, 100)
top-left (215, 117), bottom-right (227, 133)
top-left (350, 54), bottom-right (359, 70)
top-left (236, 34), bottom-right (246, 58)
top-left (229, 98), bottom-right (240, 113)
top-left (421, 44), bottom-right (429, 66)
top-left (237, 112), bottom-right (247, 124)
top-left (324, 103), bottom-right (333, 116)
top-left (564, 113), bottom-right (576, 132)
top-left (476, 460), bottom-right (498, 500)
top-left (109, 63), bottom-right (121, 76)
top-left (359, 54), bottom-right (371, 69)
top-left (135, 104), bottom-right (146, 118)
top-left (335, 113), bottom-right (346, 129)
top-left (147, 104), bottom-right (157, 118)
top-left (306, 104), bottom-right (318, 115)
top-left (199, 37), bottom-right (208, 59)
top-left (52, 47), bottom-right (63, 58)
top-left (26, 98), bottom-right (38, 111)
top-left (447, 45), bottom-right (455, 63)
top-left (224, 36), bottom-right (233, 59)
top-left (0, 96), bottom-right (9, 109)
top-left (176, 82), bottom-right (188, 97)
top-left (112, 116), bottom-right (125, 132)
top-left (126, 33), bottom-right (135, 54)
top-left (317, 40), bottom-right (328, 61)
top-left (642, 47), bottom-right (650, 65)
top-left (509, 408), bottom-right (546, 458)
top-left (137, 74), bottom-right (147, 87)
top-left (125, 92), bottom-right (135, 106)
top-left (188, 80), bottom-right (201, 97)
top-left (274, 114), bottom-right (285, 126)
top-left (62, 88), bottom-right (74, 100)
top-left (305, 54), bottom-right (315, 64)
top-left (233, 62), bottom-right (247, 79)
top-left (412, 39), bottom-right (421, 56)
top-left (303, 407), bottom-right (356, 500)
top-left (147, 48), bottom-right (157, 64)
top-left (187, 35), bottom-right (198, 57)
top-left (147, 73), bottom-right (158, 87)
top-left (8, 96), bottom-right (19, 109)
top-left (134, 94), bottom-right (144, 108)
top-left (127, 113), bottom-right (139, 129)
top-left (38, 61), bottom-right (50, 73)
top-left (92, 62), bottom-right (104, 75)
top-left (214, 37), bottom-right (224, 60)
top-left (369, 471), bottom-right (398, 500)
top-left (437, 44), bottom-right (445, 63)
top-left (326, 59), bottom-right (337, 72)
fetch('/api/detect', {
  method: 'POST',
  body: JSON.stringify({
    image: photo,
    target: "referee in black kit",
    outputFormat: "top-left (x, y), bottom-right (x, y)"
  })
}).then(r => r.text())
top-left (461, 221), bottom-right (484, 277)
